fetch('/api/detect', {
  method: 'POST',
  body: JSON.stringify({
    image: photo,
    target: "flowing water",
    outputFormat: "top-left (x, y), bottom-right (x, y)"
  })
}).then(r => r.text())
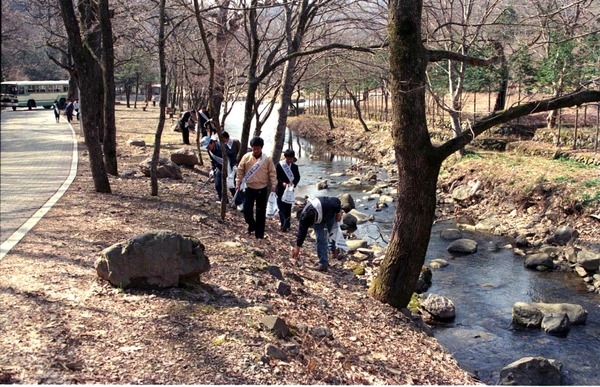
top-left (223, 103), bottom-right (600, 385)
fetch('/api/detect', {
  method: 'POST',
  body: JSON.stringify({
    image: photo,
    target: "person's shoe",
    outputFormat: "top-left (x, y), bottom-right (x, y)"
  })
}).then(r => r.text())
top-left (237, 204), bottom-right (244, 211)
top-left (312, 263), bottom-right (328, 272)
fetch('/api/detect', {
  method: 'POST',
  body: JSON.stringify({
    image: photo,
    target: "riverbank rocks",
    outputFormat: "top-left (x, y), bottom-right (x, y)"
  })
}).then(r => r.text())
top-left (499, 356), bottom-right (562, 385)
top-left (440, 228), bottom-right (462, 240)
top-left (420, 293), bottom-right (456, 322)
top-left (523, 252), bottom-right (555, 271)
top-left (139, 157), bottom-right (182, 179)
top-left (95, 230), bottom-right (209, 289)
top-left (512, 302), bottom-right (587, 333)
top-left (546, 225), bottom-right (579, 246)
top-left (339, 193), bottom-right (356, 212)
top-left (346, 209), bottom-right (374, 224)
top-left (541, 313), bottom-right (571, 336)
top-left (447, 238), bottom-right (478, 254)
top-left (170, 148), bottom-right (199, 167)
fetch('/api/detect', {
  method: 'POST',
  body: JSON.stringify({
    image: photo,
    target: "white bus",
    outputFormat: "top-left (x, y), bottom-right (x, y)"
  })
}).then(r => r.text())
top-left (0, 80), bottom-right (69, 110)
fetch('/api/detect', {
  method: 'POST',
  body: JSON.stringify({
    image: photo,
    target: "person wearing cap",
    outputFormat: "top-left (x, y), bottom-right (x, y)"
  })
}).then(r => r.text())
top-left (205, 136), bottom-right (237, 203)
top-left (276, 149), bottom-right (301, 232)
top-left (292, 196), bottom-right (342, 272)
top-left (235, 136), bottom-right (277, 239)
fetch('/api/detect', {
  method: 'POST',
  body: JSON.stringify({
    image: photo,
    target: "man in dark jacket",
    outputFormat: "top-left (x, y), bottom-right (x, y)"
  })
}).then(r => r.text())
top-left (292, 196), bottom-right (342, 271)
top-left (179, 109), bottom-right (196, 145)
top-left (205, 137), bottom-right (237, 203)
top-left (275, 149), bottom-right (300, 232)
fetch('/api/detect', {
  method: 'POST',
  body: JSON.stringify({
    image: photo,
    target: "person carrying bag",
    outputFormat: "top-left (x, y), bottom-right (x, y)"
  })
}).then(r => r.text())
top-left (235, 137), bottom-right (277, 239)
top-left (275, 149), bottom-right (301, 232)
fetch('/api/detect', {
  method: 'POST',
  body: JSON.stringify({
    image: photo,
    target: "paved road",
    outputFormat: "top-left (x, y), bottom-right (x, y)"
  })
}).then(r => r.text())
top-left (0, 108), bottom-right (78, 260)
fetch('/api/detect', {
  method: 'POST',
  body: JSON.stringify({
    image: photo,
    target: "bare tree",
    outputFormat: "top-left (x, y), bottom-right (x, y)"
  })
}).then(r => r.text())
top-left (368, 0), bottom-right (600, 309)
top-left (58, 0), bottom-right (111, 193)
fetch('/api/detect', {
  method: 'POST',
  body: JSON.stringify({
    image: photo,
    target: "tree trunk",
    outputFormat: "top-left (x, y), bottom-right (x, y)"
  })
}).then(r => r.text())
top-left (151, 0), bottom-right (168, 196)
top-left (272, 58), bottom-right (296, 163)
top-left (325, 83), bottom-right (335, 129)
top-left (58, 0), bottom-right (110, 193)
top-left (99, 0), bottom-right (117, 176)
top-left (343, 83), bottom-right (370, 132)
top-left (369, 0), bottom-right (438, 308)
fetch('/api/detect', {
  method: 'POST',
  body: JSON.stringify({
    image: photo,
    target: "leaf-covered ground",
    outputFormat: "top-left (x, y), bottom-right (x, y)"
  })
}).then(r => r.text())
top-left (0, 105), bottom-right (479, 384)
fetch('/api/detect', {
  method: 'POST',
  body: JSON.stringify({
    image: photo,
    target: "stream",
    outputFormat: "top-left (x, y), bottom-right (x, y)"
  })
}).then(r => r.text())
top-left (222, 103), bottom-right (600, 385)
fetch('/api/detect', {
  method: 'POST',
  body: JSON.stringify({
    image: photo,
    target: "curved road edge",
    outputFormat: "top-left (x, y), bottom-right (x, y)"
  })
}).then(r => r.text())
top-left (0, 123), bottom-right (79, 261)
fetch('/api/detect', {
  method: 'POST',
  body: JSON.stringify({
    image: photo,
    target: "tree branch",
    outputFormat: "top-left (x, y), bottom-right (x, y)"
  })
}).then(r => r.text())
top-left (427, 48), bottom-right (501, 66)
top-left (435, 89), bottom-right (600, 160)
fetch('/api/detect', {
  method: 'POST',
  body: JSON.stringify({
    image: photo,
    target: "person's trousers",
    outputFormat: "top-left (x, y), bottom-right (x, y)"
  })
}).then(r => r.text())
top-left (181, 127), bottom-right (190, 144)
top-left (243, 187), bottom-right (268, 239)
top-left (313, 217), bottom-right (336, 266)
top-left (277, 197), bottom-right (292, 231)
top-left (215, 169), bottom-right (236, 202)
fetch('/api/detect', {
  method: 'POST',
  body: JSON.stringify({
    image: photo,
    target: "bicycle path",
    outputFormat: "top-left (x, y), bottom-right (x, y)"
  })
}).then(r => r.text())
top-left (0, 108), bottom-right (78, 261)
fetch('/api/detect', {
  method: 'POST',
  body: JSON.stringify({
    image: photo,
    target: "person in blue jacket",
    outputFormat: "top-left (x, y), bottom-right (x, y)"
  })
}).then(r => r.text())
top-left (292, 196), bottom-right (342, 272)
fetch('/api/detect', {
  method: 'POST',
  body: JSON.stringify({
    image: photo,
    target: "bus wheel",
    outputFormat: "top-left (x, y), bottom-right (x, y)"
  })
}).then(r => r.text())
top-left (27, 100), bottom-right (35, 110)
top-left (12, 107), bottom-right (17, 111)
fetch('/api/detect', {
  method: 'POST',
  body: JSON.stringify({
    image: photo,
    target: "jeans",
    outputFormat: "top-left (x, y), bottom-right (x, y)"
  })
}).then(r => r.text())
top-left (243, 187), bottom-right (268, 238)
top-left (313, 217), bottom-right (336, 266)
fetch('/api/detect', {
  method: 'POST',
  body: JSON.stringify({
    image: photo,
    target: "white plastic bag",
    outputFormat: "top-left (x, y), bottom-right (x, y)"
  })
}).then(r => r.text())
top-left (329, 221), bottom-right (349, 251)
top-left (266, 192), bottom-right (279, 217)
top-left (282, 185), bottom-right (295, 204)
top-left (226, 165), bottom-right (236, 189)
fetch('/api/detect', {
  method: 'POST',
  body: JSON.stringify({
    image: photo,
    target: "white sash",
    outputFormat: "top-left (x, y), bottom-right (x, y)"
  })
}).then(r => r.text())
top-left (308, 198), bottom-right (323, 224)
top-left (240, 154), bottom-right (266, 191)
top-left (279, 160), bottom-right (294, 183)
top-left (199, 111), bottom-right (210, 122)
top-left (208, 150), bottom-right (223, 166)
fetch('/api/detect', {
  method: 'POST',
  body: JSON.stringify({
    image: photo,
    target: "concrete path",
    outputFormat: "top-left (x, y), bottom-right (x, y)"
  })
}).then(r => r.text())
top-left (0, 108), bottom-right (78, 260)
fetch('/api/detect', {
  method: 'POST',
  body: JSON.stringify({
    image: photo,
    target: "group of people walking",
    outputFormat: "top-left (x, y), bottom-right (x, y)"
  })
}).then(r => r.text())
top-left (52, 99), bottom-right (79, 123)
top-left (203, 131), bottom-right (342, 272)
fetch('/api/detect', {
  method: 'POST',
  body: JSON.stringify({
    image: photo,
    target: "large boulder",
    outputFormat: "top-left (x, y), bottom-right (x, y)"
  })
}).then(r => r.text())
top-left (139, 157), bottom-right (182, 179)
top-left (170, 148), bottom-right (199, 167)
top-left (530, 302), bottom-right (587, 325)
top-left (420, 293), bottom-right (455, 321)
top-left (499, 356), bottom-right (562, 385)
top-left (512, 302), bottom-right (587, 328)
top-left (577, 249), bottom-right (600, 272)
top-left (545, 225), bottom-right (579, 246)
top-left (95, 230), bottom-right (210, 289)
top-left (447, 238), bottom-right (478, 254)
top-left (524, 253), bottom-right (555, 270)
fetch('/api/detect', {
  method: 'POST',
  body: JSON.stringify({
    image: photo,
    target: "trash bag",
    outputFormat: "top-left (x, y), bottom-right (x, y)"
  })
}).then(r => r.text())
top-left (329, 221), bottom-right (349, 251)
top-left (226, 165), bottom-right (236, 189)
top-left (282, 185), bottom-right (295, 204)
top-left (266, 192), bottom-right (279, 217)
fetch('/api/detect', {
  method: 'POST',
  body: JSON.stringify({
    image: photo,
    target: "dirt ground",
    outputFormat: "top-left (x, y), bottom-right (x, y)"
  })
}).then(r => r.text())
top-left (0, 105), bottom-right (479, 384)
